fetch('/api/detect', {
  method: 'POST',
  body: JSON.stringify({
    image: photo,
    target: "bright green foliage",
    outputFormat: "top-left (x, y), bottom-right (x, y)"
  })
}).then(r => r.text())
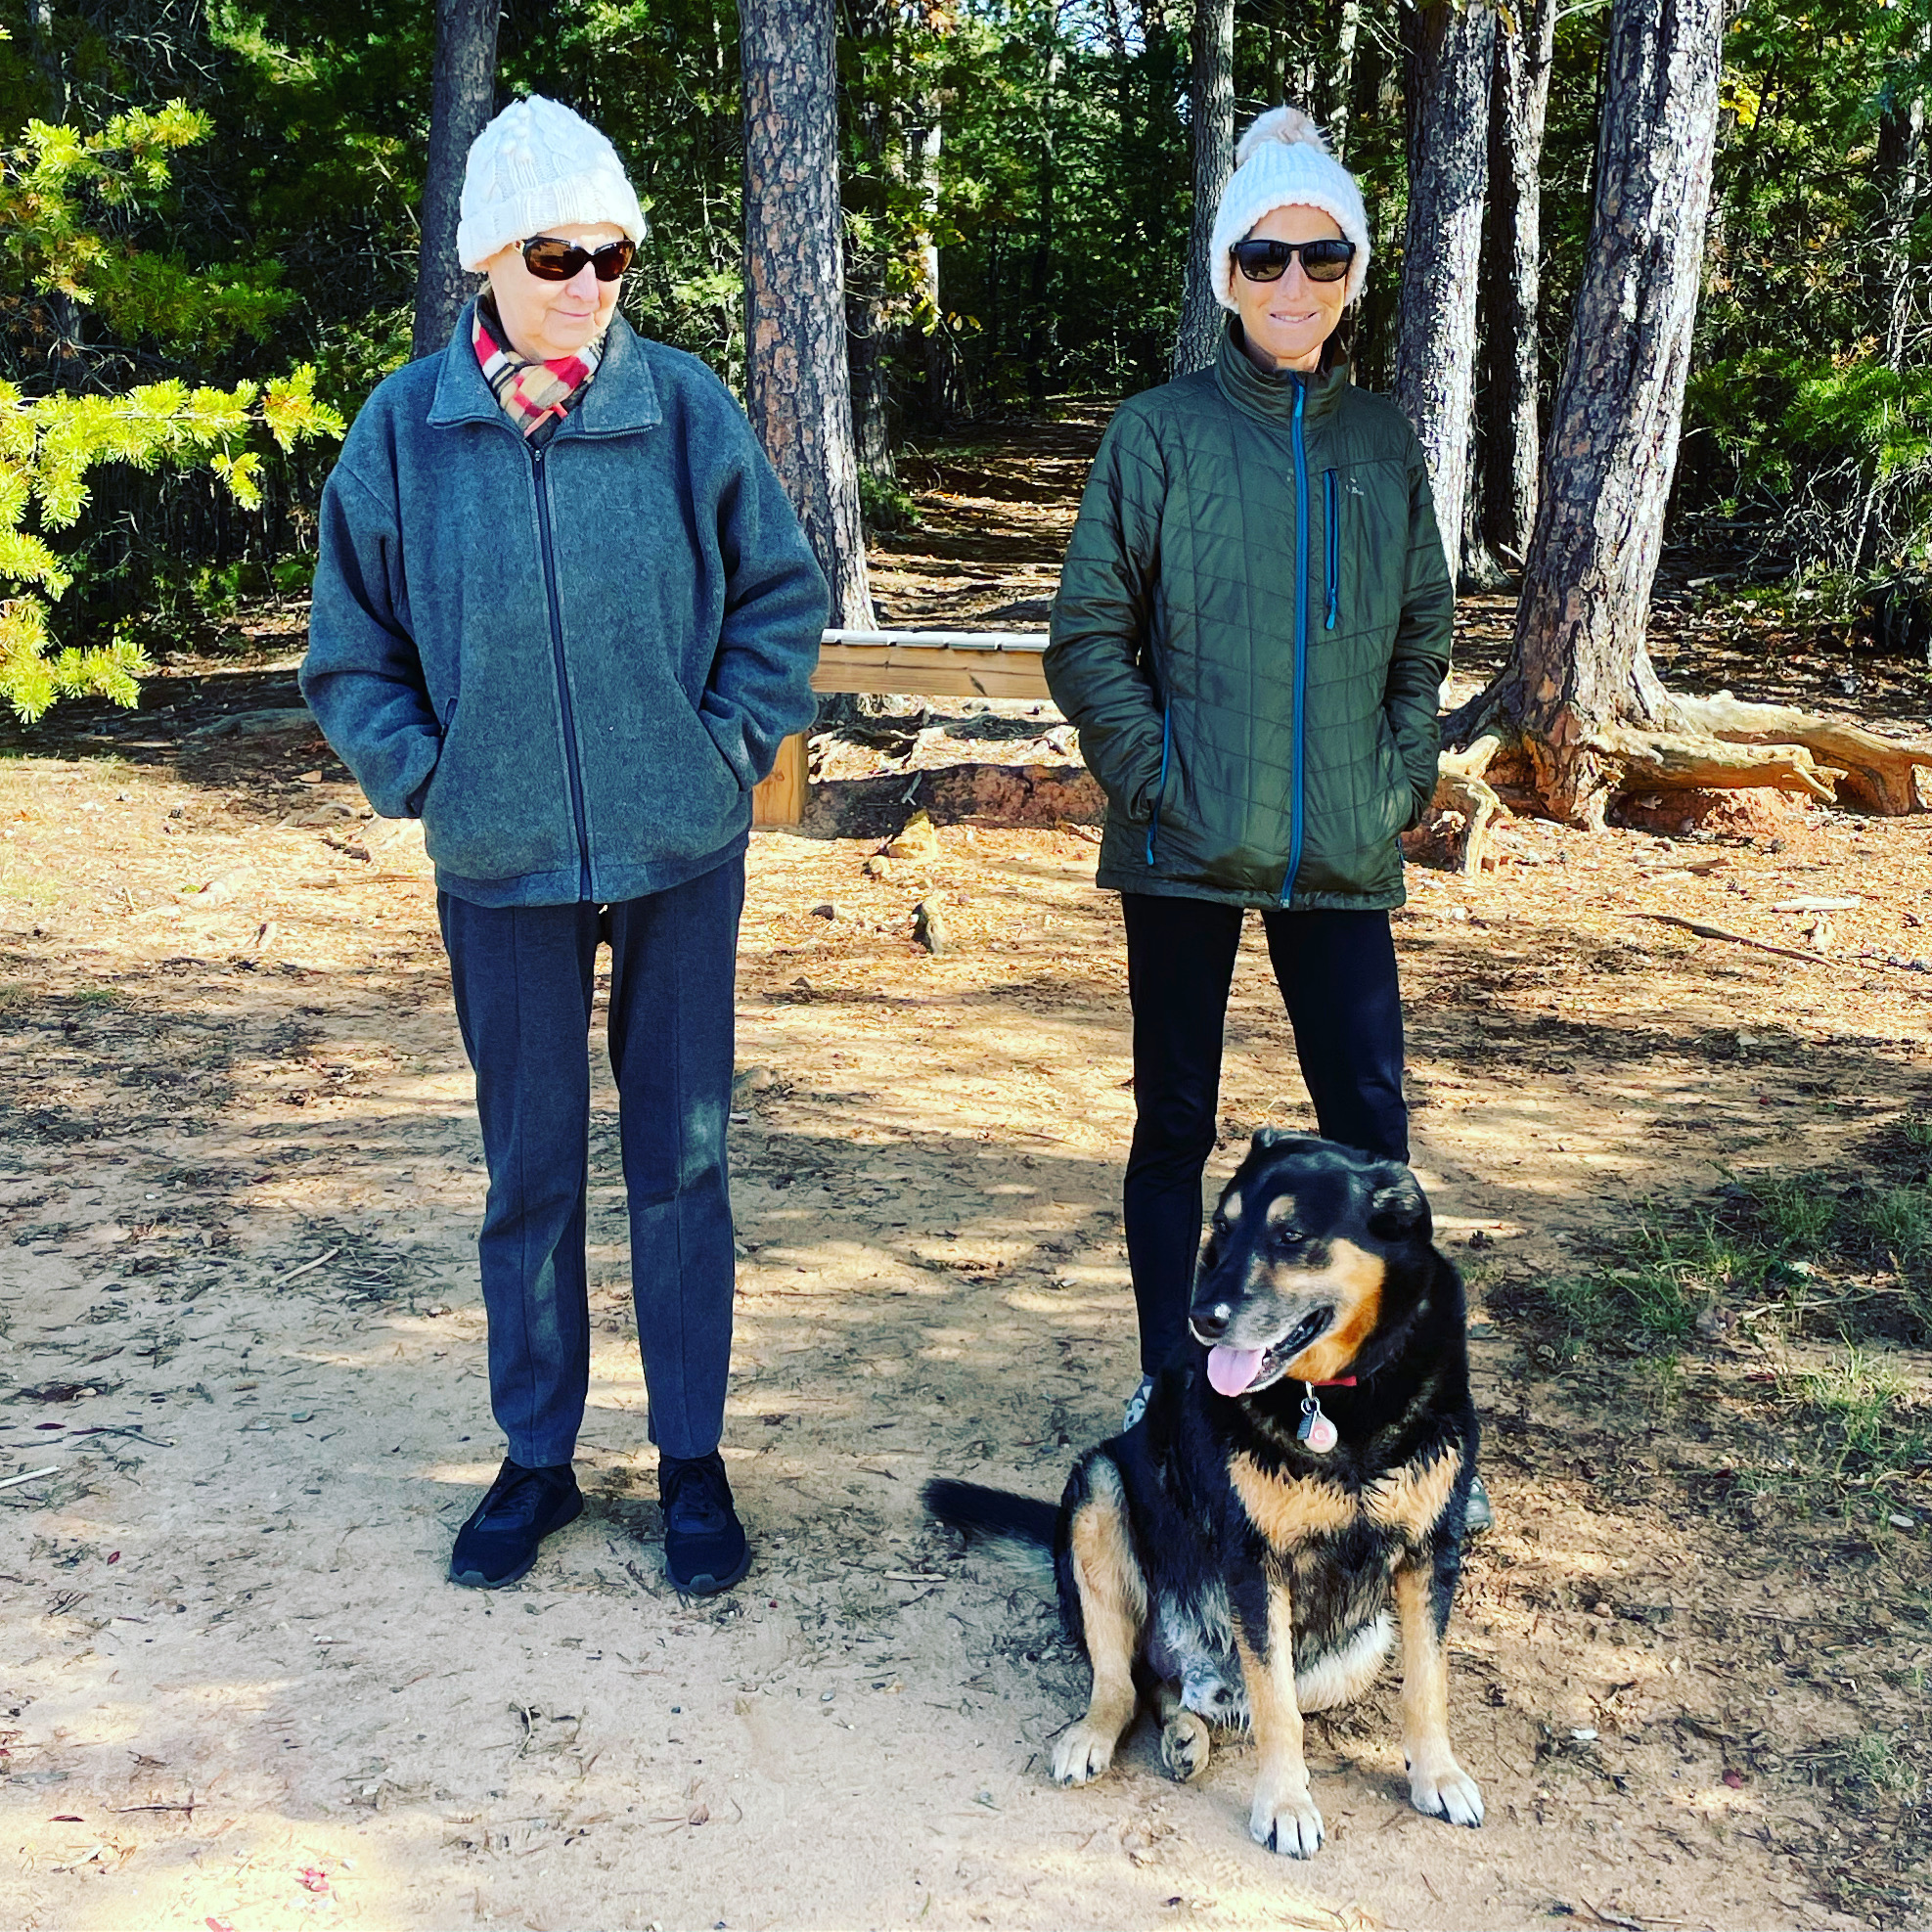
top-left (1, 106), bottom-right (291, 350)
top-left (0, 94), bottom-right (341, 722)
top-left (1689, 0), bottom-right (1932, 568)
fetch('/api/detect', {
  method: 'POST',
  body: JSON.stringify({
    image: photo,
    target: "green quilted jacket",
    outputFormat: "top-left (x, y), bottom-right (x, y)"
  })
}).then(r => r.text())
top-left (1045, 327), bottom-right (1453, 911)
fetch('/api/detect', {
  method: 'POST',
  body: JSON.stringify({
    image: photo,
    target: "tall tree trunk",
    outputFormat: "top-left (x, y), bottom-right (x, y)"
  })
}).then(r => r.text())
top-left (841, 0), bottom-right (898, 488)
top-left (1391, 0), bottom-right (1495, 576)
top-left (742, 0), bottom-right (876, 630)
top-left (1482, 0), bottom-right (1556, 566)
top-left (25, 0), bottom-right (65, 119)
top-left (1025, 40), bottom-right (1063, 411)
top-left (1325, 0), bottom-right (1363, 159)
top-left (915, 112), bottom-right (951, 421)
top-left (1483, 0), bottom-right (1725, 826)
top-left (412, 0), bottom-right (502, 360)
top-left (1172, 0), bottom-right (1236, 378)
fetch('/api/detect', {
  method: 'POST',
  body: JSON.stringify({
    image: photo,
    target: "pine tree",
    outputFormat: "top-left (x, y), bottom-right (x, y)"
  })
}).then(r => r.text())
top-left (0, 101), bottom-right (342, 724)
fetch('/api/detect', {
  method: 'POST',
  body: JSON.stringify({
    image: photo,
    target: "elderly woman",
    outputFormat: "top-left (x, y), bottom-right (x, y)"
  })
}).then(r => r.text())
top-left (1046, 108), bottom-right (1486, 1524)
top-left (302, 97), bottom-right (826, 1595)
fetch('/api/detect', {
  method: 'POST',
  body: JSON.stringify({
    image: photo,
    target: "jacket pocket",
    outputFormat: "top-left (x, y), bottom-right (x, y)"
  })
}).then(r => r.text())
top-left (1325, 471), bottom-right (1339, 631)
top-left (1144, 707), bottom-right (1172, 864)
top-left (1375, 713), bottom-right (1414, 835)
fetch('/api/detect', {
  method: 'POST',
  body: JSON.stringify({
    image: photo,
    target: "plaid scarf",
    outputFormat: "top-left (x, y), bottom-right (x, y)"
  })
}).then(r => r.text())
top-left (473, 294), bottom-right (603, 442)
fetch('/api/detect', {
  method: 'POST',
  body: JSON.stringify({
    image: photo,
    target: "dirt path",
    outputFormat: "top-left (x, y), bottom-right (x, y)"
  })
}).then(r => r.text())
top-left (2, 423), bottom-right (1929, 1930)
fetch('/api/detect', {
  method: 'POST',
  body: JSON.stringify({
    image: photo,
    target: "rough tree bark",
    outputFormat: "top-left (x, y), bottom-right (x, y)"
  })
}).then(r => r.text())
top-left (1172, 0), bottom-right (1236, 378)
top-left (412, 0), bottom-right (501, 361)
top-left (1482, 0), bottom-right (1555, 566)
top-left (742, 0), bottom-right (876, 630)
top-left (1392, 0), bottom-right (1495, 577)
top-left (1434, 0), bottom-right (1932, 840)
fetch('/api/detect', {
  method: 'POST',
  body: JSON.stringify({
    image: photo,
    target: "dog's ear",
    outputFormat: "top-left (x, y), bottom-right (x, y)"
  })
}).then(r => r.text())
top-left (1368, 1170), bottom-right (1430, 1241)
top-left (1251, 1126), bottom-right (1284, 1151)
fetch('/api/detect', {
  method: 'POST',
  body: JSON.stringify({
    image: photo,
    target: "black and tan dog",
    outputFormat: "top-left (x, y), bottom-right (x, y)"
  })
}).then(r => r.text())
top-left (924, 1131), bottom-right (1483, 1857)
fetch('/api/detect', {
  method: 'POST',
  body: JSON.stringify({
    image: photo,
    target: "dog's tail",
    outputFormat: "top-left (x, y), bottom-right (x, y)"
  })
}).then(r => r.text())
top-left (922, 1478), bottom-right (1056, 1570)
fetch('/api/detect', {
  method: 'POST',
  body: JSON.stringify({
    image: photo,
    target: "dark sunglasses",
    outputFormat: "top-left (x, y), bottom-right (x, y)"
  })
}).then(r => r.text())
top-left (1231, 237), bottom-right (1356, 285)
top-left (518, 234), bottom-right (637, 283)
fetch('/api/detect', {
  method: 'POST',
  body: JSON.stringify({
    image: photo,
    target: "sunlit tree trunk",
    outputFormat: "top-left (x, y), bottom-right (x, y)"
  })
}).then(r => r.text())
top-left (412, 0), bottom-right (501, 360)
top-left (1391, 0), bottom-right (1494, 577)
top-left (1172, 0), bottom-right (1235, 377)
top-left (1325, 0), bottom-right (1362, 159)
top-left (1480, 0), bottom-right (1725, 825)
top-left (742, 0), bottom-right (875, 628)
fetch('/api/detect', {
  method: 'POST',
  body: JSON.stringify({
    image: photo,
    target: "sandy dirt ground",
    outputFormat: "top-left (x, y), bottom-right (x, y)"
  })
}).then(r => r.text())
top-left (1, 427), bottom-right (1929, 1931)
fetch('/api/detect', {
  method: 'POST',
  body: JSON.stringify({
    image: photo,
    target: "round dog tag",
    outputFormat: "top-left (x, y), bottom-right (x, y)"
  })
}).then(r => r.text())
top-left (1297, 1386), bottom-right (1338, 1454)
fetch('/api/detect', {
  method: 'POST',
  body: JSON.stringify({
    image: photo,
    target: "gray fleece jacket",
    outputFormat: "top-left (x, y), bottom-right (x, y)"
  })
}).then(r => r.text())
top-left (300, 306), bottom-right (826, 907)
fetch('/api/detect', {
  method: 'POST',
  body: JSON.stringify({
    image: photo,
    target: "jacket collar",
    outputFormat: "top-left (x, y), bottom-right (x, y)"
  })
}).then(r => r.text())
top-left (1213, 320), bottom-right (1350, 427)
top-left (427, 301), bottom-right (663, 438)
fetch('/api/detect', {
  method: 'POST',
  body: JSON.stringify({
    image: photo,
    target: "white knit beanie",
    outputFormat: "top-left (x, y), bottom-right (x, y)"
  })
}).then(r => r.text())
top-left (1209, 107), bottom-right (1370, 311)
top-left (456, 95), bottom-right (647, 271)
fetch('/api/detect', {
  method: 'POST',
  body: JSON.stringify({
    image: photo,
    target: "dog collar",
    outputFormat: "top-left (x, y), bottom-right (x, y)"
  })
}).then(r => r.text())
top-left (1310, 1376), bottom-right (1356, 1387)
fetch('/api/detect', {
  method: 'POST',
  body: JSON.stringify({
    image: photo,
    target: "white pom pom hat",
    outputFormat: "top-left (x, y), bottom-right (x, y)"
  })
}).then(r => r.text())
top-left (1209, 107), bottom-right (1370, 312)
top-left (457, 95), bottom-right (647, 272)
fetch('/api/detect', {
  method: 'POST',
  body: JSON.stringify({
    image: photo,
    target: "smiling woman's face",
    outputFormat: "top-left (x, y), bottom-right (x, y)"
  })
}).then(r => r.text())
top-left (1231, 204), bottom-right (1349, 374)
top-left (482, 220), bottom-right (626, 363)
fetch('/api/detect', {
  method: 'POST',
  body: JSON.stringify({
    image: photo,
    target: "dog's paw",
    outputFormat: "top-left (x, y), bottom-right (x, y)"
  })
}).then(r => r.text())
top-left (1052, 1720), bottom-right (1118, 1786)
top-left (1409, 1759), bottom-right (1484, 1828)
top-left (1159, 1710), bottom-right (1211, 1783)
top-left (1249, 1779), bottom-right (1325, 1858)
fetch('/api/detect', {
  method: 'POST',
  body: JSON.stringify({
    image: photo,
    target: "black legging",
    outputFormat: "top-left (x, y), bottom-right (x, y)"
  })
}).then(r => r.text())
top-left (1122, 893), bottom-right (1408, 1378)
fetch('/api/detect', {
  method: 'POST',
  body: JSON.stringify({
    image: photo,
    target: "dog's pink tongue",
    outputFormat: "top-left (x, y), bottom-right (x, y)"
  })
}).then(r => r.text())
top-left (1207, 1345), bottom-right (1265, 1398)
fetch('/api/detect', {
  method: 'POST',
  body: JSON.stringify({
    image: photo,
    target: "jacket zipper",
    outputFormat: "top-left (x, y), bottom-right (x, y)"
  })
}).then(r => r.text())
top-left (532, 442), bottom-right (594, 900)
top-left (1145, 705), bottom-right (1171, 866)
top-left (1324, 470), bottom-right (1339, 631)
top-left (1281, 382), bottom-right (1311, 905)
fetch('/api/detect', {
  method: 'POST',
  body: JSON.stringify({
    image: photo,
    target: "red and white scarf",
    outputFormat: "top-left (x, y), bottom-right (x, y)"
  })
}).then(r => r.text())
top-left (473, 296), bottom-right (603, 440)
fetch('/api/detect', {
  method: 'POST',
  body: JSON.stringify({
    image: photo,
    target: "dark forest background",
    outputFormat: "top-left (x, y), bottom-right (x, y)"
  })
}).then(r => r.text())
top-left (1, 0), bottom-right (1927, 662)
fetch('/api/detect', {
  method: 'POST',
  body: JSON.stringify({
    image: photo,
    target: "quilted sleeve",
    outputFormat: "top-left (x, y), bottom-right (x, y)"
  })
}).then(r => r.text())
top-left (1384, 449), bottom-right (1454, 826)
top-left (1044, 409), bottom-right (1168, 820)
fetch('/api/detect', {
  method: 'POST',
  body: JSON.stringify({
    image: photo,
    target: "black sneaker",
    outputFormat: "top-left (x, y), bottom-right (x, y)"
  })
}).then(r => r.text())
top-left (449, 1459), bottom-right (582, 1589)
top-left (659, 1451), bottom-right (749, 1595)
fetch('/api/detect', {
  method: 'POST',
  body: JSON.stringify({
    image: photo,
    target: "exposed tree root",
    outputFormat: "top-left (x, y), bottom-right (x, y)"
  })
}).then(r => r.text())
top-left (1672, 692), bottom-right (1932, 815)
top-left (1411, 732), bottom-right (1507, 874)
top-left (1595, 720), bottom-right (1840, 803)
top-left (1432, 683), bottom-right (1932, 854)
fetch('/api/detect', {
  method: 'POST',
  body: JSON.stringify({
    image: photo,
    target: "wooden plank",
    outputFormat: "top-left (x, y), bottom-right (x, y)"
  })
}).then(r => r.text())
top-left (809, 642), bottom-right (1053, 701)
top-left (752, 730), bottom-right (810, 828)
top-left (758, 635), bottom-right (1056, 829)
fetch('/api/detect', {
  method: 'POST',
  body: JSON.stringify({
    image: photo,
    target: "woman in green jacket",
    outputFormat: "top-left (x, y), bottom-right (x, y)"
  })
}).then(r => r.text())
top-left (1045, 107), bottom-right (1458, 1436)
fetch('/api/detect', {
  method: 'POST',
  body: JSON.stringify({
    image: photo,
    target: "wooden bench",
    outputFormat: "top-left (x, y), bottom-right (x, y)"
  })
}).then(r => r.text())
top-left (751, 628), bottom-right (1052, 827)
